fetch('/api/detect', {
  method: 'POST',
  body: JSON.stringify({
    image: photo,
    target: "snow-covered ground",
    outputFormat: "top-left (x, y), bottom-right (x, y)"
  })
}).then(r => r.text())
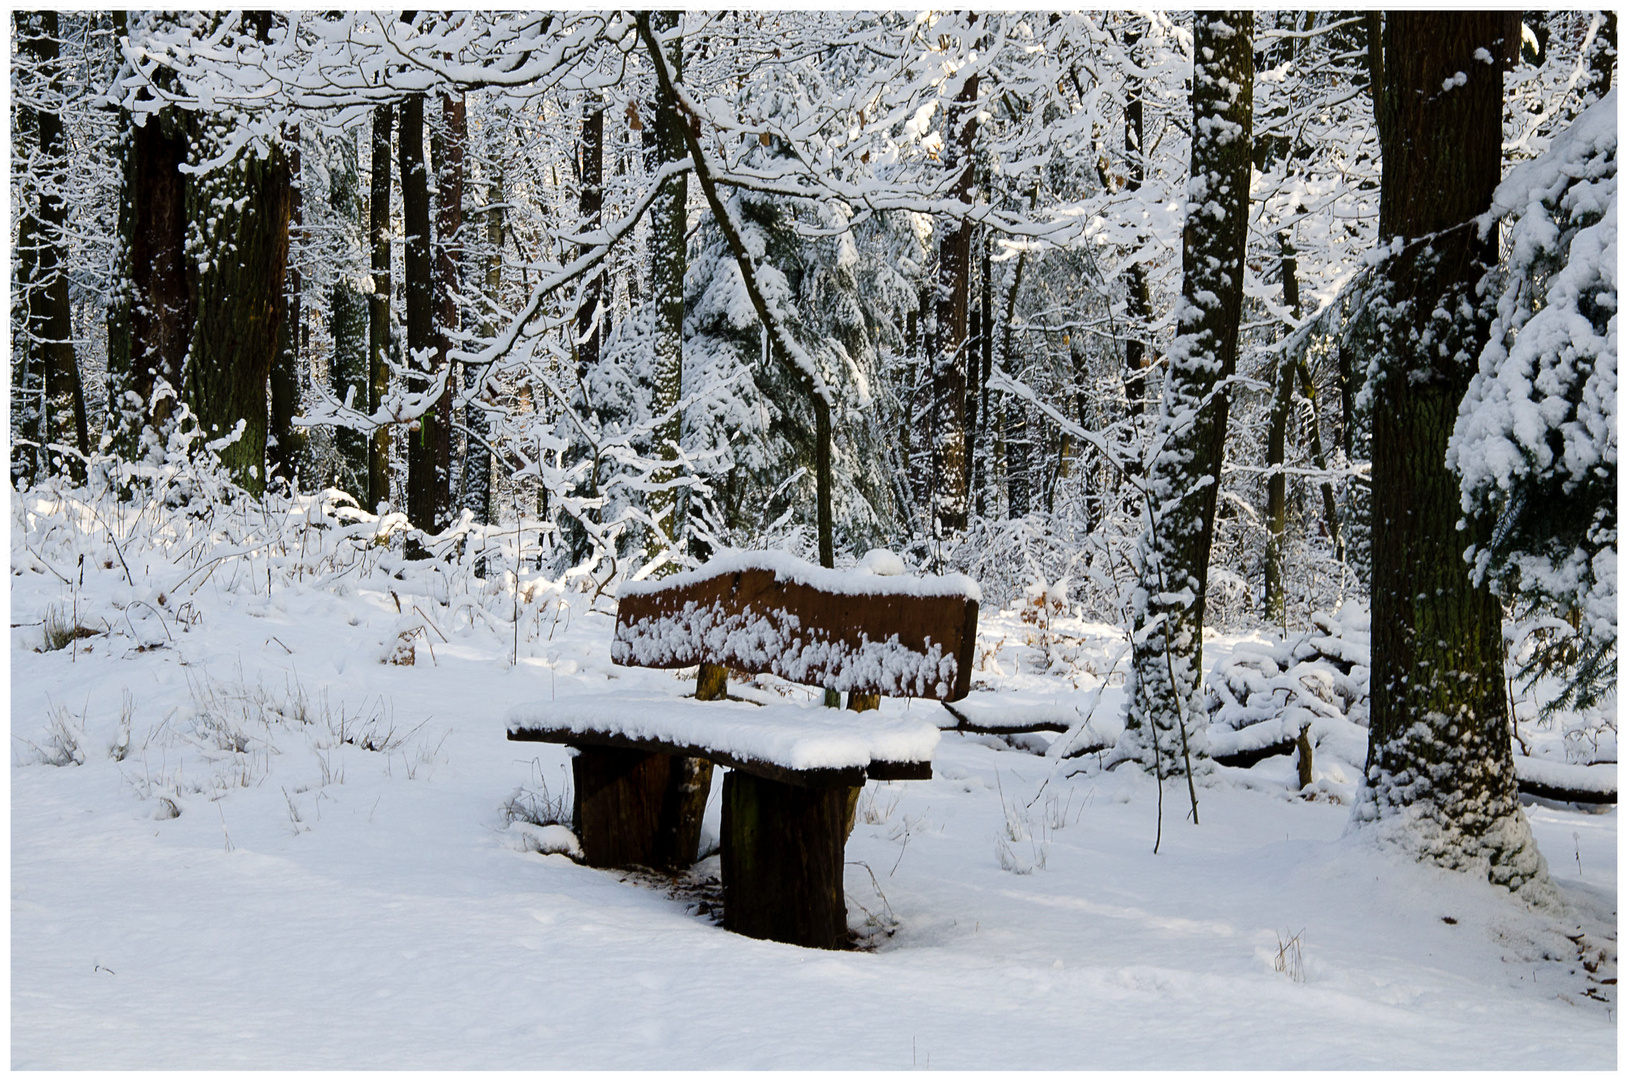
top-left (10, 487), bottom-right (1617, 1068)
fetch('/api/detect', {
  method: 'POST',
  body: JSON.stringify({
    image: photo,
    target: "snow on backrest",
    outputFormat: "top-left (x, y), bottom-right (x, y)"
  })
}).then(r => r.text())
top-left (612, 552), bottom-right (980, 702)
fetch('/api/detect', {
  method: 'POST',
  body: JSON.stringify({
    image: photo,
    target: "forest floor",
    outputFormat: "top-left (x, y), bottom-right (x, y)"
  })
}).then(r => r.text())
top-left (9, 489), bottom-right (1617, 1068)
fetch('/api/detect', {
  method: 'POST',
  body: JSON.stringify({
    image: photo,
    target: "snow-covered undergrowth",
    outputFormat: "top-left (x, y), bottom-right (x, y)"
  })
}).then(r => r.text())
top-left (10, 478), bottom-right (1617, 1068)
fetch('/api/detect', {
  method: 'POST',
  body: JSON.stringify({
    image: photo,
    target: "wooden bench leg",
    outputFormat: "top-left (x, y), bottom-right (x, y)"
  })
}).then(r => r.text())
top-left (720, 770), bottom-right (847, 949)
top-left (571, 747), bottom-right (713, 871)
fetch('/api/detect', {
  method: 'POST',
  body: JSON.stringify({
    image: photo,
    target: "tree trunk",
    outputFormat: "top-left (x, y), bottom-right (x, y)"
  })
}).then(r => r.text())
top-left (1354, 11), bottom-right (1547, 896)
top-left (930, 48), bottom-right (980, 537)
top-left (430, 94), bottom-right (464, 534)
top-left (646, 10), bottom-right (687, 561)
top-left (465, 122), bottom-right (501, 541)
top-left (1263, 231), bottom-right (1303, 623)
top-left (269, 136), bottom-right (306, 491)
top-left (329, 128), bottom-right (369, 498)
top-left (368, 103), bottom-right (394, 513)
top-left (1122, 22), bottom-right (1154, 423)
top-left (399, 91), bottom-right (437, 549)
top-left (1121, 12), bottom-right (1253, 783)
top-left (118, 87), bottom-right (194, 462)
top-left (17, 12), bottom-right (88, 480)
top-left (185, 15), bottom-right (292, 497)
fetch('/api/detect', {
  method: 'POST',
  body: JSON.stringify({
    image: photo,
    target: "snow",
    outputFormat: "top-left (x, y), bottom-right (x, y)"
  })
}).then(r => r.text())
top-left (507, 693), bottom-right (941, 773)
top-left (9, 487), bottom-right (1616, 1068)
top-left (620, 547), bottom-right (982, 602)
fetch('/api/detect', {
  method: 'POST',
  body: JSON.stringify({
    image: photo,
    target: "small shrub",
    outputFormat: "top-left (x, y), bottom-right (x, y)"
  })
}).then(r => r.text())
top-left (40, 606), bottom-right (97, 652)
top-left (500, 780), bottom-right (571, 828)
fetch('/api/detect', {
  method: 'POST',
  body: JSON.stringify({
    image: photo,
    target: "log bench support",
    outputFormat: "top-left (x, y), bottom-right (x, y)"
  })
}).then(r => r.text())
top-left (571, 747), bottom-right (713, 871)
top-left (722, 771), bottom-right (848, 949)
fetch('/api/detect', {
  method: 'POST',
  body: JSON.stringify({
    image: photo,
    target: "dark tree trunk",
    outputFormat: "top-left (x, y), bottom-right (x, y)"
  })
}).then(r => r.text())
top-left (1356, 12), bottom-right (1546, 894)
top-left (122, 110), bottom-right (193, 458)
top-left (646, 10), bottom-right (687, 559)
top-left (1263, 232), bottom-right (1303, 623)
top-left (972, 235), bottom-right (995, 517)
top-left (430, 94), bottom-right (464, 533)
top-left (269, 136), bottom-right (306, 490)
top-left (930, 49), bottom-right (980, 536)
top-left (566, 97), bottom-right (605, 565)
top-left (576, 98), bottom-right (605, 381)
top-left (16, 12), bottom-right (88, 480)
top-left (368, 103), bottom-right (394, 513)
top-left (185, 16), bottom-right (292, 497)
top-left (1122, 12), bottom-right (1253, 780)
top-left (399, 92), bottom-right (436, 547)
top-left (1122, 22), bottom-right (1154, 422)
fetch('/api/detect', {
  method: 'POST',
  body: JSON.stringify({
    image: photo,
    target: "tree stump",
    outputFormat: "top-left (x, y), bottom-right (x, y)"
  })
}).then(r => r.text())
top-left (721, 770), bottom-right (847, 949)
top-left (571, 746), bottom-right (711, 871)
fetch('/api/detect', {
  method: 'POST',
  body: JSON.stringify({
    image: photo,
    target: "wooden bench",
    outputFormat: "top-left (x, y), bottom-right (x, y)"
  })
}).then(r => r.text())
top-left (507, 551), bottom-right (979, 949)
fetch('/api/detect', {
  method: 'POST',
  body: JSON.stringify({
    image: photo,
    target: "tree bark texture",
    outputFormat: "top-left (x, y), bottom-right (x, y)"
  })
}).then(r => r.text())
top-left (269, 137), bottom-right (306, 489)
top-left (399, 92), bottom-right (438, 547)
top-left (1263, 232), bottom-right (1303, 623)
top-left (1121, 12), bottom-right (1252, 778)
top-left (569, 746), bottom-right (712, 871)
top-left (121, 110), bottom-right (194, 460)
top-left (1122, 22), bottom-right (1154, 422)
top-left (16, 11), bottom-right (88, 479)
top-left (368, 103), bottom-right (394, 513)
top-left (721, 770), bottom-right (848, 949)
top-left (185, 25), bottom-right (293, 499)
top-left (930, 51), bottom-right (980, 536)
top-left (1354, 11), bottom-right (1547, 895)
top-left (429, 94), bottom-right (464, 534)
top-left (646, 10), bottom-right (687, 559)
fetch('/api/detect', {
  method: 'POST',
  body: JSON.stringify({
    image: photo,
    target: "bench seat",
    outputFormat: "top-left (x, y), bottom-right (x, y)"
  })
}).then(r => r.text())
top-left (508, 693), bottom-right (940, 788)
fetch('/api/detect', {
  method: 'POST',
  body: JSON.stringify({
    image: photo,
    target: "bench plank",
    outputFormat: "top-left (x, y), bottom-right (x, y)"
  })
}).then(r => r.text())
top-left (508, 693), bottom-right (937, 789)
top-left (613, 556), bottom-right (979, 701)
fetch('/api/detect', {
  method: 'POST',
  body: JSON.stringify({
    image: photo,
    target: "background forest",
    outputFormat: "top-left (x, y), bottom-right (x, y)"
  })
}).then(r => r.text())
top-left (9, 11), bottom-right (1618, 1068)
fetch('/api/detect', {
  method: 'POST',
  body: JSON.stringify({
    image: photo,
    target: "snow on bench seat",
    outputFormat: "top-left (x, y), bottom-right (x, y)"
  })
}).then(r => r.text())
top-left (508, 693), bottom-right (941, 788)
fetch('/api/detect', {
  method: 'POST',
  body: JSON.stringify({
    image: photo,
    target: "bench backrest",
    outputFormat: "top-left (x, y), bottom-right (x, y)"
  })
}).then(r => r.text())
top-left (611, 552), bottom-right (980, 702)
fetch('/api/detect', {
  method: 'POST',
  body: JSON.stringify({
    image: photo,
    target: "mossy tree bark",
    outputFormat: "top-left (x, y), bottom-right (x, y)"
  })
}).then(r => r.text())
top-left (1352, 11), bottom-right (1548, 896)
top-left (1121, 13), bottom-right (1253, 783)
top-left (184, 13), bottom-right (293, 497)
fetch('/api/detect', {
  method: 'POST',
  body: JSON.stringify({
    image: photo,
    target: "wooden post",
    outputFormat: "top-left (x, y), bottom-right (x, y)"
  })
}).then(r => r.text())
top-left (1296, 725), bottom-right (1314, 791)
top-left (569, 745), bottom-right (711, 871)
top-left (721, 771), bottom-right (847, 949)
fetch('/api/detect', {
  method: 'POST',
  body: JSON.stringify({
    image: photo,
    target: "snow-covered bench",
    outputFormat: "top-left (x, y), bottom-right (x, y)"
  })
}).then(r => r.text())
top-left (507, 550), bottom-right (980, 949)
